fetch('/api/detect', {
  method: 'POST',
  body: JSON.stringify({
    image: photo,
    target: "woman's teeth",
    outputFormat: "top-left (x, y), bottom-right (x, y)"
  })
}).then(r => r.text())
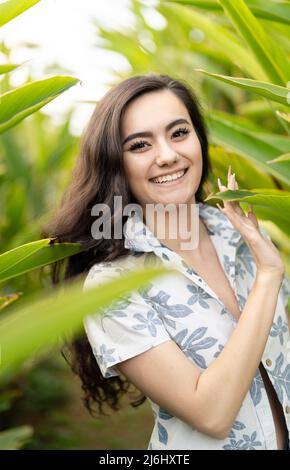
top-left (151, 168), bottom-right (186, 184)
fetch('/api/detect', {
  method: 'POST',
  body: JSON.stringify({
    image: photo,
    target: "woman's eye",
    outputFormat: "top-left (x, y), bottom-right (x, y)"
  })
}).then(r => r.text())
top-left (173, 127), bottom-right (190, 138)
top-left (128, 140), bottom-right (147, 151)
top-left (128, 127), bottom-right (190, 152)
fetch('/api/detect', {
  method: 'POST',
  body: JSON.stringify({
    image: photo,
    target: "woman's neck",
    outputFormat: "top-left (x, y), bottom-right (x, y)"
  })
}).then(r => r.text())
top-left (143, 200), bottom-right (209, 258)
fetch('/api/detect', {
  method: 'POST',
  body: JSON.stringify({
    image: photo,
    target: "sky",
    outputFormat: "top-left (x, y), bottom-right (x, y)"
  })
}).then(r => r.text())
top-left (0, 0), bottom-right (160, 135)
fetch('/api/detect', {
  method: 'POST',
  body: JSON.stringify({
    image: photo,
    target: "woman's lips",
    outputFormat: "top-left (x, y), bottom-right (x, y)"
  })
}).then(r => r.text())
top-left (149, 167), bottom-right (189, 186)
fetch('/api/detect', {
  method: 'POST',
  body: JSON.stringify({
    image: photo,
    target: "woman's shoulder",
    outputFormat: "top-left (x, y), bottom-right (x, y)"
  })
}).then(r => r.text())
top-left (82, 251), bottom-right (157, 291)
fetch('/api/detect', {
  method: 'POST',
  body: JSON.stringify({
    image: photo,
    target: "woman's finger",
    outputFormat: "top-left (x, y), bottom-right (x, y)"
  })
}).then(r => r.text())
top-left (217, 166), bottom-right (260, 231)
top-left (247, 204), bottom-right (259, 229)
top-left (217, 166), bottom-right (243, 216)
top-left (227, 164), bottom-right (232, 182)
top-left (234, 176), bottom-right (239, 190)
top-left (231, 174), bottom-right (244, 216)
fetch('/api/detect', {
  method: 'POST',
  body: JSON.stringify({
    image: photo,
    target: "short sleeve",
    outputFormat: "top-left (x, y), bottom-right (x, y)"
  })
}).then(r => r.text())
top-left (82, 262), bottom-right (171, 379)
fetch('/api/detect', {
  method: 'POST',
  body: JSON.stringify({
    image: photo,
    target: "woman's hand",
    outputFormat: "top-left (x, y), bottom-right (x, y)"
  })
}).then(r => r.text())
top-left (216, 165), bottom-right (285, 278)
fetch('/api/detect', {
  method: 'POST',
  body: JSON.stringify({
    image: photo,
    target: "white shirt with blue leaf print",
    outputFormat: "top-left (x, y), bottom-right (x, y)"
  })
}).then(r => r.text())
top-left (83, 202), bottom-right (290, 450)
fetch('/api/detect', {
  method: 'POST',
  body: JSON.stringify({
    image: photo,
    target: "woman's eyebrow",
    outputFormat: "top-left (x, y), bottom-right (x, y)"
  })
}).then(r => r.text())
top-left (122, 118), bottom-right (191, 145)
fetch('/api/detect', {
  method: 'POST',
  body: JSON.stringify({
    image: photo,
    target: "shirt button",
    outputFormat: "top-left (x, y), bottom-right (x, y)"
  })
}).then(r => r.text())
top-left (266, 359), bottom-right (272, 367)
top-left (286, 406), bottom-right (290, 414)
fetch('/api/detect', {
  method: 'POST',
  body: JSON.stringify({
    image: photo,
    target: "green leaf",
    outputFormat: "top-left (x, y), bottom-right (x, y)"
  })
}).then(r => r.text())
top-left (205, 188), bottom-right (290, 235)
top-left (237, 100), bottom-right (287, 118)
top-left (0, 239), bottom-right (50, 278)
top-left (209, 145), bottom-right (275, 189)
top-left (259, 133), bottom-right (290, 154)
top-left (207, 111), bottom-right (290, 186)
top-left (0, 64), bottom-right (19, 75)
top-left (159, 2), bottom-right (267, 80)
top-left (165, 0), bottom-right (290, 25)
top-left (0, 76), bottom-right (80, 134)
top-left (0, 426), bottom-right (33, 450)
top-left (195, 69), bottom-right (290, 105)
top-left (267, 153), bottom-right (290, 164)
top-left (0, 265), bottom-right (172, 372)
top-left (218, 0), bottom-right (290, 84)
top-left (0, 0), bottom-right (40, 28)
top-left (247, 0), bottom-right (290, 25)
top-left (276, 111), bottom-right (290, 124)
top-left (0, 240), bottom-right (81, 284)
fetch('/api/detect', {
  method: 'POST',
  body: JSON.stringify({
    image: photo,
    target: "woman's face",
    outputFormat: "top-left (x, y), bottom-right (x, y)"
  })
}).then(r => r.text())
top-left (121, 89), bottom-right (203, 209)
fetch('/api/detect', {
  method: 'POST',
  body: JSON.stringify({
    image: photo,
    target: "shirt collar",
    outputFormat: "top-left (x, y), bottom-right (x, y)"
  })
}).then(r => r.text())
top-left (124, 202), bottom-right (242, 253)
top-left (124, 202), bottom-right (243, 313)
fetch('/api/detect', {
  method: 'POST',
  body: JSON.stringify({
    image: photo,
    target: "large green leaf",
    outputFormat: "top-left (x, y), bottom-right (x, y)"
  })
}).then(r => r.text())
top-left (0, 265), bottom-right (172, 372)
top-left (0, 239), bottom-right (81, 283)
top-left (0, 0), bottom-right (40, 28)
top-left (0, 76), bottom-right (80, 134)
top-left (218, 0), bottom-right (290, 85)
top-left (207, 112), bottom-right (290, 186)
top-left (0, 426), bottom-right (33, 450)
top-left (165, 0), bottom-right (290, 25)
top-left (205, 188), bottom-right (290, 235)
top-left (159, 2), bottom-right (267, 80)
top-left (196, 70), bottom-right (290, 105)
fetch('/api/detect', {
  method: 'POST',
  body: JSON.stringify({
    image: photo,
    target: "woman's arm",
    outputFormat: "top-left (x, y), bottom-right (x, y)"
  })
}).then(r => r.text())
top-left (117, 270), bottom-right (284, 439)
top-left (196, 166), bottom-right (286, 437)
top-left (117, 269), bottom-right (283, 440)
top-left (194, 269), bottom-right (283, 438)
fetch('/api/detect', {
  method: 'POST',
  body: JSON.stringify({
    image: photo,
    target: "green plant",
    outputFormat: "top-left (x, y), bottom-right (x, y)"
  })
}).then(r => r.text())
top-left (0, 0), bottom-right (80, 135)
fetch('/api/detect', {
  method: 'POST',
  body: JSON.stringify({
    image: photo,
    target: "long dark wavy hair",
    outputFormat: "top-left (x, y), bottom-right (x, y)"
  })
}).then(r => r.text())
top-left (41, 73), bottom-right (211, 418)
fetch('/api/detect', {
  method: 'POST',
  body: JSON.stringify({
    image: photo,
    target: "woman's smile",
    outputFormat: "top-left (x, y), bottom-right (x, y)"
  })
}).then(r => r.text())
top-left (149, 167), bottom-right (189, 186)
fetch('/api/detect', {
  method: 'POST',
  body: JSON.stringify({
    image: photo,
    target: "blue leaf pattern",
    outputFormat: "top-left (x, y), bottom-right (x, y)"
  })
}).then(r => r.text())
top-left (214, 344), bottom-right (224, 358)
top-left (250, 369), bottom-right (264, 406)
top-left (158, 421), bottom-right (169, 445)
top-left (236, 262), bottom-right (247, 279)
top-left (173, 326), bottom-right (218, 369)
top-left (223, 431), bottom-right (262, 450)
top-left (223, 254), bottom-right (235, 275)
top-left (132, 310), bottom-right (163, 337)
top-left (268, 353), bottom-right (290, 402)
top-left (159, 408), bottom-right (174, 420)
top-left (270, 316), bottom-right (288, 345)
top-left (237, 243), bottom-right (255, 277)
top-left (186, 284), bottom-right (212, 308)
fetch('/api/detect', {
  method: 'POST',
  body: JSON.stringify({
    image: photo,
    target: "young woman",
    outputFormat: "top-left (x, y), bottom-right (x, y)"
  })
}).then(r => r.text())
top-left (43, 73), bottom-right (290, 450)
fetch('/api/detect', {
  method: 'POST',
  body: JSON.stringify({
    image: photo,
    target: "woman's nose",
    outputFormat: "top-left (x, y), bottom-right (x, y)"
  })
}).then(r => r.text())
top-left (155, 141), bottom-right (178, 166)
